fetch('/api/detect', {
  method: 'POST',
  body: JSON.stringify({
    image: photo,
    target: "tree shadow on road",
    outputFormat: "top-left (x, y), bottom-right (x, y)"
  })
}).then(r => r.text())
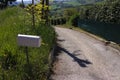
top-left (57, 39), bottom-right (65, 42)
top-left (56, 45), bottom-right (92, 68)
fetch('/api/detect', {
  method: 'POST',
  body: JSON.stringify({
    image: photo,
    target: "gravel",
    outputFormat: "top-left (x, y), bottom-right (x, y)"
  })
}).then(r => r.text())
top-left (50, 27), bottom-right (120, 80)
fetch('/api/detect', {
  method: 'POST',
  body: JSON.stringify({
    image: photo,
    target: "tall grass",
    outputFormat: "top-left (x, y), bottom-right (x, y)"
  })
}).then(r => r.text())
top-left (0, 7), bottom-right (55, 80)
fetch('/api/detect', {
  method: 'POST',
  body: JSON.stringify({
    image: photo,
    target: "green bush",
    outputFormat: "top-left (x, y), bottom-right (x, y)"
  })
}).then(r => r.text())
top-left (68, 14), bottom-right (79, 27)
top-left (79, 0), bottom-right (120, 24)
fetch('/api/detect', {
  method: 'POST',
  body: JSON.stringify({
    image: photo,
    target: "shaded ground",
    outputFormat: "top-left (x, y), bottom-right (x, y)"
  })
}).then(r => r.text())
top-left (50, 27), bottom-right (120, 80)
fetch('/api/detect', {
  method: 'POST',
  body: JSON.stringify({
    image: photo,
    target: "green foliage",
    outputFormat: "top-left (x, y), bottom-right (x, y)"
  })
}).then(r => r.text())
top-left (63, 8), bottom-right (78, 21)
top-left (64, 1), bottom-right (81, 6)
top-left (1, 49), bottom-right (18, 70)
top-left (68, 14), bottom-right (79, 27)
top-left (25, 0), bottom-right (49, 25)
top-left (0, 7), bottom-right (55, 80)
top-left (79, 0), bottom-right (120, 24)
top-left (50, 17), bottom-right (66, 25)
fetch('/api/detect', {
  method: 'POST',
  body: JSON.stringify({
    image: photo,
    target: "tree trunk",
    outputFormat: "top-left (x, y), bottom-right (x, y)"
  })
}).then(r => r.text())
top-left (45, 0), bottom-right (49, 24)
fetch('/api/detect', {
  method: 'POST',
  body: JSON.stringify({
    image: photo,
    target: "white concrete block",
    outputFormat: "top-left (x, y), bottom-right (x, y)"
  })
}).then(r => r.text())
top-left (17, 34), bottom-right (41, 47)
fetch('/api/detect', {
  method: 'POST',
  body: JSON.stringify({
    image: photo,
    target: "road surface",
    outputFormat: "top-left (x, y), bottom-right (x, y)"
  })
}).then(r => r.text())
top-left (50, 27), bottom-right (120, 80)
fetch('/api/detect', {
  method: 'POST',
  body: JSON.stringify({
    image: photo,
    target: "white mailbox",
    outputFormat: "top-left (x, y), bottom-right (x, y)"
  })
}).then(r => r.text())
top-left (17, 34), bottom-right (41, 47)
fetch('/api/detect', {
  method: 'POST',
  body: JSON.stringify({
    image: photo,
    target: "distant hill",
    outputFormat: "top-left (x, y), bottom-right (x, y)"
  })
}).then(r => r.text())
top-left (50, 0), bottom-right (104, 10)
top-left (76, 0), bottom-right (104, 4)
top-left (53, 0), bottom-right (104, 5)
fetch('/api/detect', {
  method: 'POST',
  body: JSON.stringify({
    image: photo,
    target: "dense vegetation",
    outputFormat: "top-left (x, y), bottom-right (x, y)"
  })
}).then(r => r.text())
top-left (79, 0), bottom-right (120, 24)
top-left (60, 0), bottom-right (120, 26)
top-left (0, 7), bottom-right (55, 80)
top-left (50, 0), bottom-right (104, 10)
top-left (50, 0), bottom-right (105, 25)
top-left (50, 0), bottom-right (104, 18)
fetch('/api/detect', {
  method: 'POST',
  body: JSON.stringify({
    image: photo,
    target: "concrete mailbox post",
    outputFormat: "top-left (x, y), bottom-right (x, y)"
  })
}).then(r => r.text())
top-left (17, 34), bottom-right (41, 47)
top-left (17, 34), bottom-right (41, 73)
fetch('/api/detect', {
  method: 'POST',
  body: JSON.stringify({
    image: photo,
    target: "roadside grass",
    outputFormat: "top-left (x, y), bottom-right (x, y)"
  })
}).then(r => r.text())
top-left (0, 7), bottom-right (55, 80)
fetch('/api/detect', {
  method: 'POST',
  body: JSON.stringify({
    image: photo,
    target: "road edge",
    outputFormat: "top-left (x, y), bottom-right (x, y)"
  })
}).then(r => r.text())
top-left (55, 25), bottom-right (120, 52)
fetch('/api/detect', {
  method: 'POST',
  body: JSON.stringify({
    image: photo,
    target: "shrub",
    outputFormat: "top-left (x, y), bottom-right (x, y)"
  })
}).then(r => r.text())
top-left (68, 14), bottom-right (79, 27)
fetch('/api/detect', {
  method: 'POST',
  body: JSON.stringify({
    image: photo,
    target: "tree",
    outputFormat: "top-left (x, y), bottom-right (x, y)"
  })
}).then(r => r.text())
top-left (45, 0), bottom-right (49, 24)
top-left (40, 0), bottom-right (49, 24)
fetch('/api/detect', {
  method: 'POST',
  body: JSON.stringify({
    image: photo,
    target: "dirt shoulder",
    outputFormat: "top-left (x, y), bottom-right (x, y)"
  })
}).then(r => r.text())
top-left (50, 27), bottom-right (120, 80)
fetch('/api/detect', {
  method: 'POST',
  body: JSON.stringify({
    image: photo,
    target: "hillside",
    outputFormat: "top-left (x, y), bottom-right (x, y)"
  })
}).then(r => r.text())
top-left (52, 0), bottom-right (104, 5)
top-left (64, 0), bottom-right (104, 4)
top-left (50, 0), bottom-right (104, 10)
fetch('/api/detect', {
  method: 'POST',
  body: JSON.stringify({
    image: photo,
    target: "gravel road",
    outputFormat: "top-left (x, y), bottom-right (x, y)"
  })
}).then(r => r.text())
top-left (50, 27), bottom-right (120, 80)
